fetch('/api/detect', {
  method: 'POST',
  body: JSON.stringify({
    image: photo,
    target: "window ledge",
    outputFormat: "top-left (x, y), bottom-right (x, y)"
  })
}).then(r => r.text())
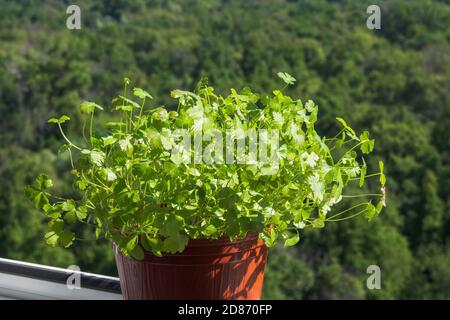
top-left (0, 258), bottom-right (122, 300)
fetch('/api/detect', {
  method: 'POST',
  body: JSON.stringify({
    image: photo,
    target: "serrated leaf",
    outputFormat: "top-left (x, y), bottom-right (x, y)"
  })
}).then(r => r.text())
top-left (119, 96), bottom-right (141, 109)
top-left (360, 131), bottom-right (374, 154)
top-left (45, 232), bottom-right (59, 246)
top-left (64, 210), bottom-right (78, 223)
top-left (364, 203), bottom-right (377, 221)
top-left (35, 174), bottom-right (53, 190)
top-left (25, 185), bottom-right (49, 209)
top-left (277, 72), bottom-right (296, 85)
top-left (59, 231), bottom-right (75, 248)
top-left (80, 101), bottom-right (104, 114)
top-left (89, 150), bottom-right (104, 166)
top-left (61, 200), bottom-right (75, 212)
top-left (133, 87), bottom-right (153, 100)
top-left (76, 206), bottom-right (88, 220)
top-left (284, 232), bottom-right (300, 246)
top-left (116, 105), bottom-right (133, 112)
top-left (162, 234), bottom-right (188, 253)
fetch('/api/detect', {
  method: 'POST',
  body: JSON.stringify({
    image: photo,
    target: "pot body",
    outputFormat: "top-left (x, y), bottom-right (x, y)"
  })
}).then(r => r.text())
top-left (113, 233), bottom-right (268, 300)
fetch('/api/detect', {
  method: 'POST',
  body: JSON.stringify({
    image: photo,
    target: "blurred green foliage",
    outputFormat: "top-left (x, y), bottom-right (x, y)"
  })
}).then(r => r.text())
top-left (0, 0), bottom-right (448, 299)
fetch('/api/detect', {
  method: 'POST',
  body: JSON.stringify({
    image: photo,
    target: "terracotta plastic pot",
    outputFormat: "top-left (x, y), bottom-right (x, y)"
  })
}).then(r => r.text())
top-left (113, 233), bottom-right (268, 300)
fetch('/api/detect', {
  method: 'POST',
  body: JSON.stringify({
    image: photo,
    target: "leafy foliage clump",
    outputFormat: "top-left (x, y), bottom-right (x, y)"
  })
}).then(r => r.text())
top-left (26, 73), bottom-right (385, 259)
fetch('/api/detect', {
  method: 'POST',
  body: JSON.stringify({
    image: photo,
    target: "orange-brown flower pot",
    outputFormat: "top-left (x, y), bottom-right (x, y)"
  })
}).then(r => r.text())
top-left (113, 233), bottom-right (268, 300)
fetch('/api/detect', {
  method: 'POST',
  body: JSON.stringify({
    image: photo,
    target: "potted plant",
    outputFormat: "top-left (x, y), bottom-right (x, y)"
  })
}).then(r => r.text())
top-left (26, 73), bottom-right (386, 300)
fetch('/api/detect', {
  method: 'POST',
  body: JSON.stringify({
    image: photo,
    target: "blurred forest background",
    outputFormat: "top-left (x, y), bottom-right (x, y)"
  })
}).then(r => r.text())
top-left (0, 0), bottom-right (449, 299)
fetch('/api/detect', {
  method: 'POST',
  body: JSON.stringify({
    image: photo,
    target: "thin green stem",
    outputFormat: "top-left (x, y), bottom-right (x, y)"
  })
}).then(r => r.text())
top-left (82, 119), bottom-right (88, 144)
top-left (336, 141), bottom-right (363, 164)
top-left (326, 208), bottom-right (367, 222)
top-left (349, 173), bottom-right (381, 181)
top-left (68, 148), bottom-right (74, 169)
top-left (326, 202), bottom-right (369, 221)
top-left (81, 172), bottom-right (111, 192)
top-left (89, 111), bottom-right (95, 146)
top-left (341, 194), bottom-right (381, 198)
top-left (44, 192), bottom-right (71, 202)
top-left (58, 124), bottom-right (81, 151)
top-left (139, 97), bottom-right (146, 118)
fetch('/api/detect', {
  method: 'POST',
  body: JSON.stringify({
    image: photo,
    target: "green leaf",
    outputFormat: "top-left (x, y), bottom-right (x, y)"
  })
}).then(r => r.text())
top-left (76, 206), bottom-right (88, 220)
top-left (203, 224), bottom-right (217, 237)
top-left (64, 210), bottom-right (78, 223)
top-left (133, 87), bottom-right (153, 100)
top-left (80, 101), bottom-right (104, 114)
top-left (360, 131), bottom-right (374, 154)
top-left (76, 178), bottom-right (88, 190)
top-left (125, 235), bottom-right (138, 253)
top-left (44, 231), bottom-right (59, 246)
top-left (35, 174), bottom-right (53, 190)
top-left (47, 118), bottom-right (59, 124)
top-left (59, 231), bottom-right (75, 248)
top-left (262, 228), bottom-right (278, 247)
top-left (102, 136), bottom-right (117, 147)
top-left (364, 203), bottom-right (377, 221)
top-left (82, 150), bottom-right (104, 166)
top-left (45, 206), bottom-right (61, 219)
top-left (376, 202), bottom-right (383, 214)
top-left (104, 168), bottom-right (117, 181)
top-left (141, 235), bottom-right (163, 256)
top-left (277, 72), bottom-right (296, 85)
top-left (116, 105), bottom-right (133, 112)
top-left (48, 115), bottom-right (70, 124)
top-left (284, 232), bottom-right (300, 246)
top-left (118, 96), bottom-right (141, 109)
top-left (311, 218), bottom-right (325, 228)
top-left (336, 117), bottom-right (356, 137)
top-left (130, 244), bottom-right (145, 260)
top-left (161, 215), bottom-right (185, 237)
top-left (379, 161), bottom-right (386, 186)
top-left (162, 234), bottom-right (188, 253)
top-left (61, 200), bottom-right (75, 212)
top-left (380, 173), bottom-right (386, 187)
top-left (44, 219), bottom-right (70, 247)
top-left (25, 186), bottom-right (49, 209)
top-left (379, 161), bottom-right (384, 173)
top-left (194, 76), bottom-right (209, 94)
